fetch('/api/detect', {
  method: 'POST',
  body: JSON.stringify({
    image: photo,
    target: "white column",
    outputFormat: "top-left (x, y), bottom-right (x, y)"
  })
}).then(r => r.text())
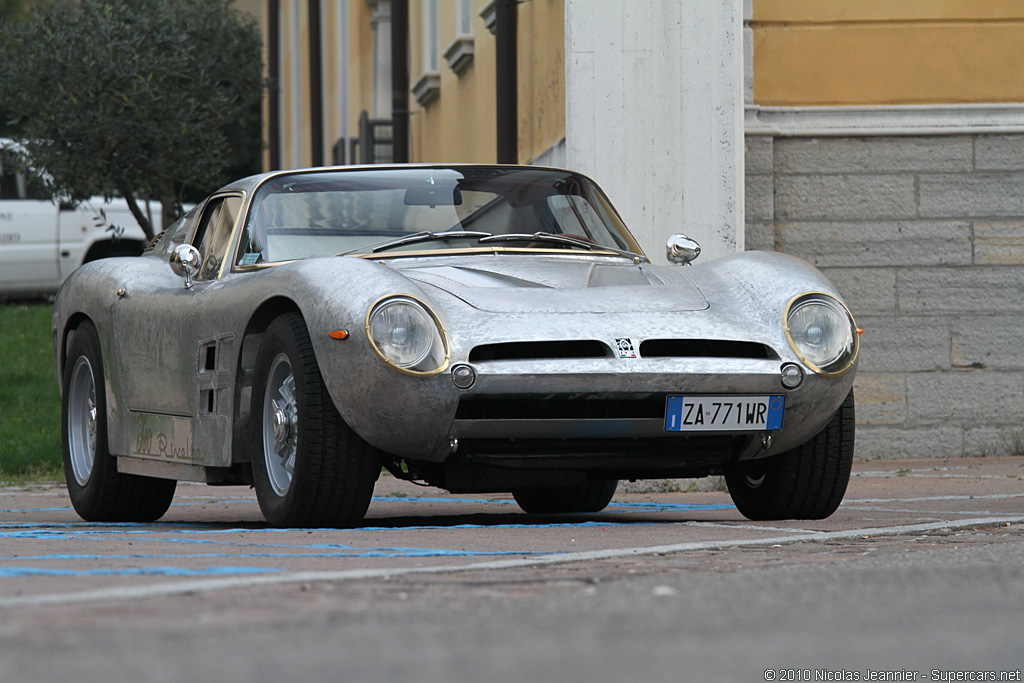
top-left (565, 0), bottom-right (744, 264)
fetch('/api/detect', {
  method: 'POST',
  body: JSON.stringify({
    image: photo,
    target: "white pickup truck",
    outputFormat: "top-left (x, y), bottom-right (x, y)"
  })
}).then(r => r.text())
top-left (0, 142), bottom-right (157, 297)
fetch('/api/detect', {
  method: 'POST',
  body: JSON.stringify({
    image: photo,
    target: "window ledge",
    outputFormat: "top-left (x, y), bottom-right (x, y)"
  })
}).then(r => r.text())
top-left (479, 0), bottom-right (496, 35)
top-left (412, 72), bottom-right (441, 107)
top-left (444, 36), bottom-right (475, 77)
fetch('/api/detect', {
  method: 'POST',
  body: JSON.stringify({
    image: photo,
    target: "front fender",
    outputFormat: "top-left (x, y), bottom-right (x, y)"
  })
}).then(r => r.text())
top-left (247, 258), bottom-right (460, 460)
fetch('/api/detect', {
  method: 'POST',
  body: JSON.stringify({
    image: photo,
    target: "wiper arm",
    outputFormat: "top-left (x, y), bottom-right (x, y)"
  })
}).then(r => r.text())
top-left (371, 230), bottom-right (492, 253)
top-left (478, 232), bottom-right (645, 260)
top-left (337, 230), bottom-right (493, 256)
top-left (478, 232), bottom-right (595, 250)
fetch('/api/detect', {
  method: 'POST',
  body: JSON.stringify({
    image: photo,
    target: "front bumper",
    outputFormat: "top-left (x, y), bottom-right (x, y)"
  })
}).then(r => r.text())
top-left (338, 353), bottom-right (854, 467)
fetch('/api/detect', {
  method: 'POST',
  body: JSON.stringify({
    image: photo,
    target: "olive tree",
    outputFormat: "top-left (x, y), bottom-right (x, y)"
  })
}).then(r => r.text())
top-left (0, 0), bottom-right (265, 239)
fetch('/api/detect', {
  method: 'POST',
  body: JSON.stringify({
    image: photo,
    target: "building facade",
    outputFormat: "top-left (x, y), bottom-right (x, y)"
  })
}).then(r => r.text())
top-left (258, 0), bottom-right (1024, 458)
top-left (745, 1), bottom-right (1024, 458)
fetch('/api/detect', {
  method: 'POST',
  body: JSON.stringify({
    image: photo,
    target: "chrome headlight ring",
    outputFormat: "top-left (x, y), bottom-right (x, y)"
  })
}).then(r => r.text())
top-left (783, 292), bottom-right (859, 377)
top-left (365, 295), bottom-right (450, 376)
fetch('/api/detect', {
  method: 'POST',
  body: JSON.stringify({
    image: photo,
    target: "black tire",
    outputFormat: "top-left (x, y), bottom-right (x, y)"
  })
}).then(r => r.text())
top-left (725, 390), bottom-right (855, 521)
top-left (513, 479), bottom-right (619, 514)
top-left (251, 313), bottom-right (381, 528)
top-left (62, 320), bottom-right (176, 522)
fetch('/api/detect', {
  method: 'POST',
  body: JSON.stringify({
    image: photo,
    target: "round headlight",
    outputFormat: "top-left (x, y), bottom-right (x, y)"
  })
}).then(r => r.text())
top-left (784, 293), bottom-right (858, 376)
top-left (366, 296), bottom-right (448, 374)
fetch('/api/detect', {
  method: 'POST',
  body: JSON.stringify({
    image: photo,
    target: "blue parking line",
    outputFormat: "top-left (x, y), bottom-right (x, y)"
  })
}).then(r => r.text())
top-left (0, 566), bottom-right (280, 578)
top-left (0, 547), bottom-right (553, 562)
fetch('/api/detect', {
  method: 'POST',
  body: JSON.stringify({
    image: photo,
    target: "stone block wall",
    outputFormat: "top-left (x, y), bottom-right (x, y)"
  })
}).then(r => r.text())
top-left (745, 133), bottom-right (1024, 459)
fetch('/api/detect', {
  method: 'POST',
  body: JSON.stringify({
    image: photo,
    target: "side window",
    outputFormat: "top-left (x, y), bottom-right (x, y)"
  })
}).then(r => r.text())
top-left (0, 154), bottom-right (19, 199)
top-left (192, 195), bottom-right (242, 281)
top-left (0, 151), bottom-right (49, 200)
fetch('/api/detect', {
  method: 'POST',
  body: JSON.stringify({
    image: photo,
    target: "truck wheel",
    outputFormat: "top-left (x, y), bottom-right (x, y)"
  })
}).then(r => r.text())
top-left (725, 390), bottom-right (855, 521)
top-left (62, 321), bottom-right (176, 522)
top-left (251, 313), bottom-right (381, 528)
top-left (513, 479), bottom-right (618, 514)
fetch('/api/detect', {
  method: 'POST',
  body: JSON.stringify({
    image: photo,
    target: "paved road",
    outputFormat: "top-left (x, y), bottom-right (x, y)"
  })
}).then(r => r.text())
top-left (1, 457), bottom-right (1022, 682)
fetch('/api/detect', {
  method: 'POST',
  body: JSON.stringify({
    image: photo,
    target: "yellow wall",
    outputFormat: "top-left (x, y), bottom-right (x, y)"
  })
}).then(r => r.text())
top-left (410, 0), bottom-right (497, 163)
top-left (410, 0), bottom-right (565, 164)
top-left (349, 0), bottom-right (375, 139)
top-left (518, 0), bottom-right (564, 163)
top-left (752, 0), bottom-right (1024, 105)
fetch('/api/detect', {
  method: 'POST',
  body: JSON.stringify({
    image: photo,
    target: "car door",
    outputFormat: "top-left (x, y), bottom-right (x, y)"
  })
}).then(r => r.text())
top-left (111, 194), bottom-right (243, 467)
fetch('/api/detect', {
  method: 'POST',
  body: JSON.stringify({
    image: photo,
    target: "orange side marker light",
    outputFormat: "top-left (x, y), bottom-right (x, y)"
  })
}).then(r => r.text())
top-left (857, 328), bottom-right (864, 336)
top-left (328, 330), bottom-right (349, 340)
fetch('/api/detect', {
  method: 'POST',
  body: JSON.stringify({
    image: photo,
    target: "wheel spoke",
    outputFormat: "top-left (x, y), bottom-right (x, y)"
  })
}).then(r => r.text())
top-left (280, 375), bottom-right (295, 405)
top-left (263, 353), bottom-right (298, 497)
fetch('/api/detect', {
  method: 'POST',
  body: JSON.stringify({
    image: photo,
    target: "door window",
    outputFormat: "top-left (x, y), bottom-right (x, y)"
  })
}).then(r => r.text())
top-left (191, 195), bottom-right (242, 280)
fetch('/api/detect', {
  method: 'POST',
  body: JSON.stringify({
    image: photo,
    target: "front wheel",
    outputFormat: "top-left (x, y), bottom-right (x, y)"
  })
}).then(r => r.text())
top-left (725, 390), bottom-right (854, 521)
top-left (513, 479), bottom-right (618, 514)
top-left (251, 313), bottom-right (381, 528)
top-left (62, 321), bottom-right (176, 522)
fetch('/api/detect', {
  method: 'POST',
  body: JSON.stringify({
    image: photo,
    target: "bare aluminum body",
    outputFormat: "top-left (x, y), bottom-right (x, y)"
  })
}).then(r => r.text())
top-left (52, 166), bottom-right (856, 487)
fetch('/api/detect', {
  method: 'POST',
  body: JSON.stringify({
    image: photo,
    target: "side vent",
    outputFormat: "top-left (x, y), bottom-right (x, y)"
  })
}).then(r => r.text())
top-left (640, 339), bottom-right (778, 360)
top-left (469, 340), bottom-right (611, 362)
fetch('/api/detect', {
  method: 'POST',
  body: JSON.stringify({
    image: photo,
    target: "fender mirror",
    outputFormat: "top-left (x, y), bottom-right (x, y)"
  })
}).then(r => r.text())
top-left (170, 244), bottom-right (201, 289)
top-left (666, 234), bottom-right (701, 266)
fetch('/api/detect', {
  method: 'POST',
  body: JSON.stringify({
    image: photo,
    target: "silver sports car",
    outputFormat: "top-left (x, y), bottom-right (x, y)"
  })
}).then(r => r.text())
top-left (53, 165), bottom-right (859, 527)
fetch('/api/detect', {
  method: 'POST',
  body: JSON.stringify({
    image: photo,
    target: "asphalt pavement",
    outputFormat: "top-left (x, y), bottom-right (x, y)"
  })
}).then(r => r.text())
top-left (1, 456), bottom-right (1022, 682)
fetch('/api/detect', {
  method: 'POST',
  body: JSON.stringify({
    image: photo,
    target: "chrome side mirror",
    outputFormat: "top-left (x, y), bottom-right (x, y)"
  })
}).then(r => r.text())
top-left (666, 234), bottom-right (701, 266)
top-left (170, 244), bottom-right (201, 289)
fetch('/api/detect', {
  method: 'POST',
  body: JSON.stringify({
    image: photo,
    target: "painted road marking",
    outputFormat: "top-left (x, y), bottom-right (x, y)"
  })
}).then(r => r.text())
top-left (0, 497), bottom-right (736, 516)
top-left (844, 492), bottom-right (1024, 504)
top-left (2, 515), bottom-right (1022, 609)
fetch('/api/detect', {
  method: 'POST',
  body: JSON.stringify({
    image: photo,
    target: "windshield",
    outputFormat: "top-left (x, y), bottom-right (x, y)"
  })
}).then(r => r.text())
top-left (234, 166), bottom-right (644, 265)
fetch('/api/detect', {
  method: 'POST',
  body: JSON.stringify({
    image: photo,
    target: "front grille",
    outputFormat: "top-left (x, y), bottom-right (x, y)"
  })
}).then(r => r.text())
top-left (639, 339), bottom-right (778, 359)
top-left (469, 340), bottom-right (611, 362)
top-left (456, 396), bottom-right (665, 420)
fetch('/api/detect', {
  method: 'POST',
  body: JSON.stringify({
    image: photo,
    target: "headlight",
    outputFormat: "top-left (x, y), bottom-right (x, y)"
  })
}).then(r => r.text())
top-left (365, 296), bottom-right (449, 375)
top-left (784, 293), bottom-right (858, 376)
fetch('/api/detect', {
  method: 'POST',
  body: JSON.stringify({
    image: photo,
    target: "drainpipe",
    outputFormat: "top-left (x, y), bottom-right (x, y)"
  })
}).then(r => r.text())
top-left (495, 0), bottom-right (517, 164)
top-left (391, 0), bottom-right (410, 163)
top-left (308, 0), bottom-right (324, 166)
top-left (267, 0), bottom-right (281, 170)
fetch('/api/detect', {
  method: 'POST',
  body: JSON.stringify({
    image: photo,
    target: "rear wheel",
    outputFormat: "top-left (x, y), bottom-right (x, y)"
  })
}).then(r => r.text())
top-left (725, 390), bottom-right (854, 521)
top-left (251, 313), bottom-right (381, 528)
top-left (513, 479), bottom-right (618, 514)
top-left (62, 321), bottom-right (176, 522)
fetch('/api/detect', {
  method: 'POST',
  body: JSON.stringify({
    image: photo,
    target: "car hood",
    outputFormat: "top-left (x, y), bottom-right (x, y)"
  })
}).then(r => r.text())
top-left (394, 257), bottom-right (709, 313)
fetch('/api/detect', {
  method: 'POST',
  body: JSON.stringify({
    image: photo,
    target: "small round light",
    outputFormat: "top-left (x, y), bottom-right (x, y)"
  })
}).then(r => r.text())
top-left (451, 364), bottom-right (476, 389)
top-left (780, 362), bottom-right (804, 389)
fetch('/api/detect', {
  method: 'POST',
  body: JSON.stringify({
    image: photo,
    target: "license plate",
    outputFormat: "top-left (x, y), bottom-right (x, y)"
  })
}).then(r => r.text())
top-left (664, 395), bottom-right (785, 432)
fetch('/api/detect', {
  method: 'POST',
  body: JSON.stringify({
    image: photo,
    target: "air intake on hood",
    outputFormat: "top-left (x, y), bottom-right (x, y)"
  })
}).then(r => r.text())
top-left (469, 340), bottom-right (611, 361)
top-left (639, 339), bottom-right (778, 360)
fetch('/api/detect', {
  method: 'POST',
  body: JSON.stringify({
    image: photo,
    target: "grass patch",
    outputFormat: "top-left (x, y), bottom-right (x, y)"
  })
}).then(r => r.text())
top-left (0, 302), bottom-right (63, 481)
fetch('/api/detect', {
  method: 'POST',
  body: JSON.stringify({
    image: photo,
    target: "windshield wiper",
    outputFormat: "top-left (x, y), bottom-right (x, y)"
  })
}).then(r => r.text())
top-left (338, 230), bottom-right (493, 256)
top-left (478, 232), bottom-right (645, 260)
top-left (478, 232), bottom-right (595, 250)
